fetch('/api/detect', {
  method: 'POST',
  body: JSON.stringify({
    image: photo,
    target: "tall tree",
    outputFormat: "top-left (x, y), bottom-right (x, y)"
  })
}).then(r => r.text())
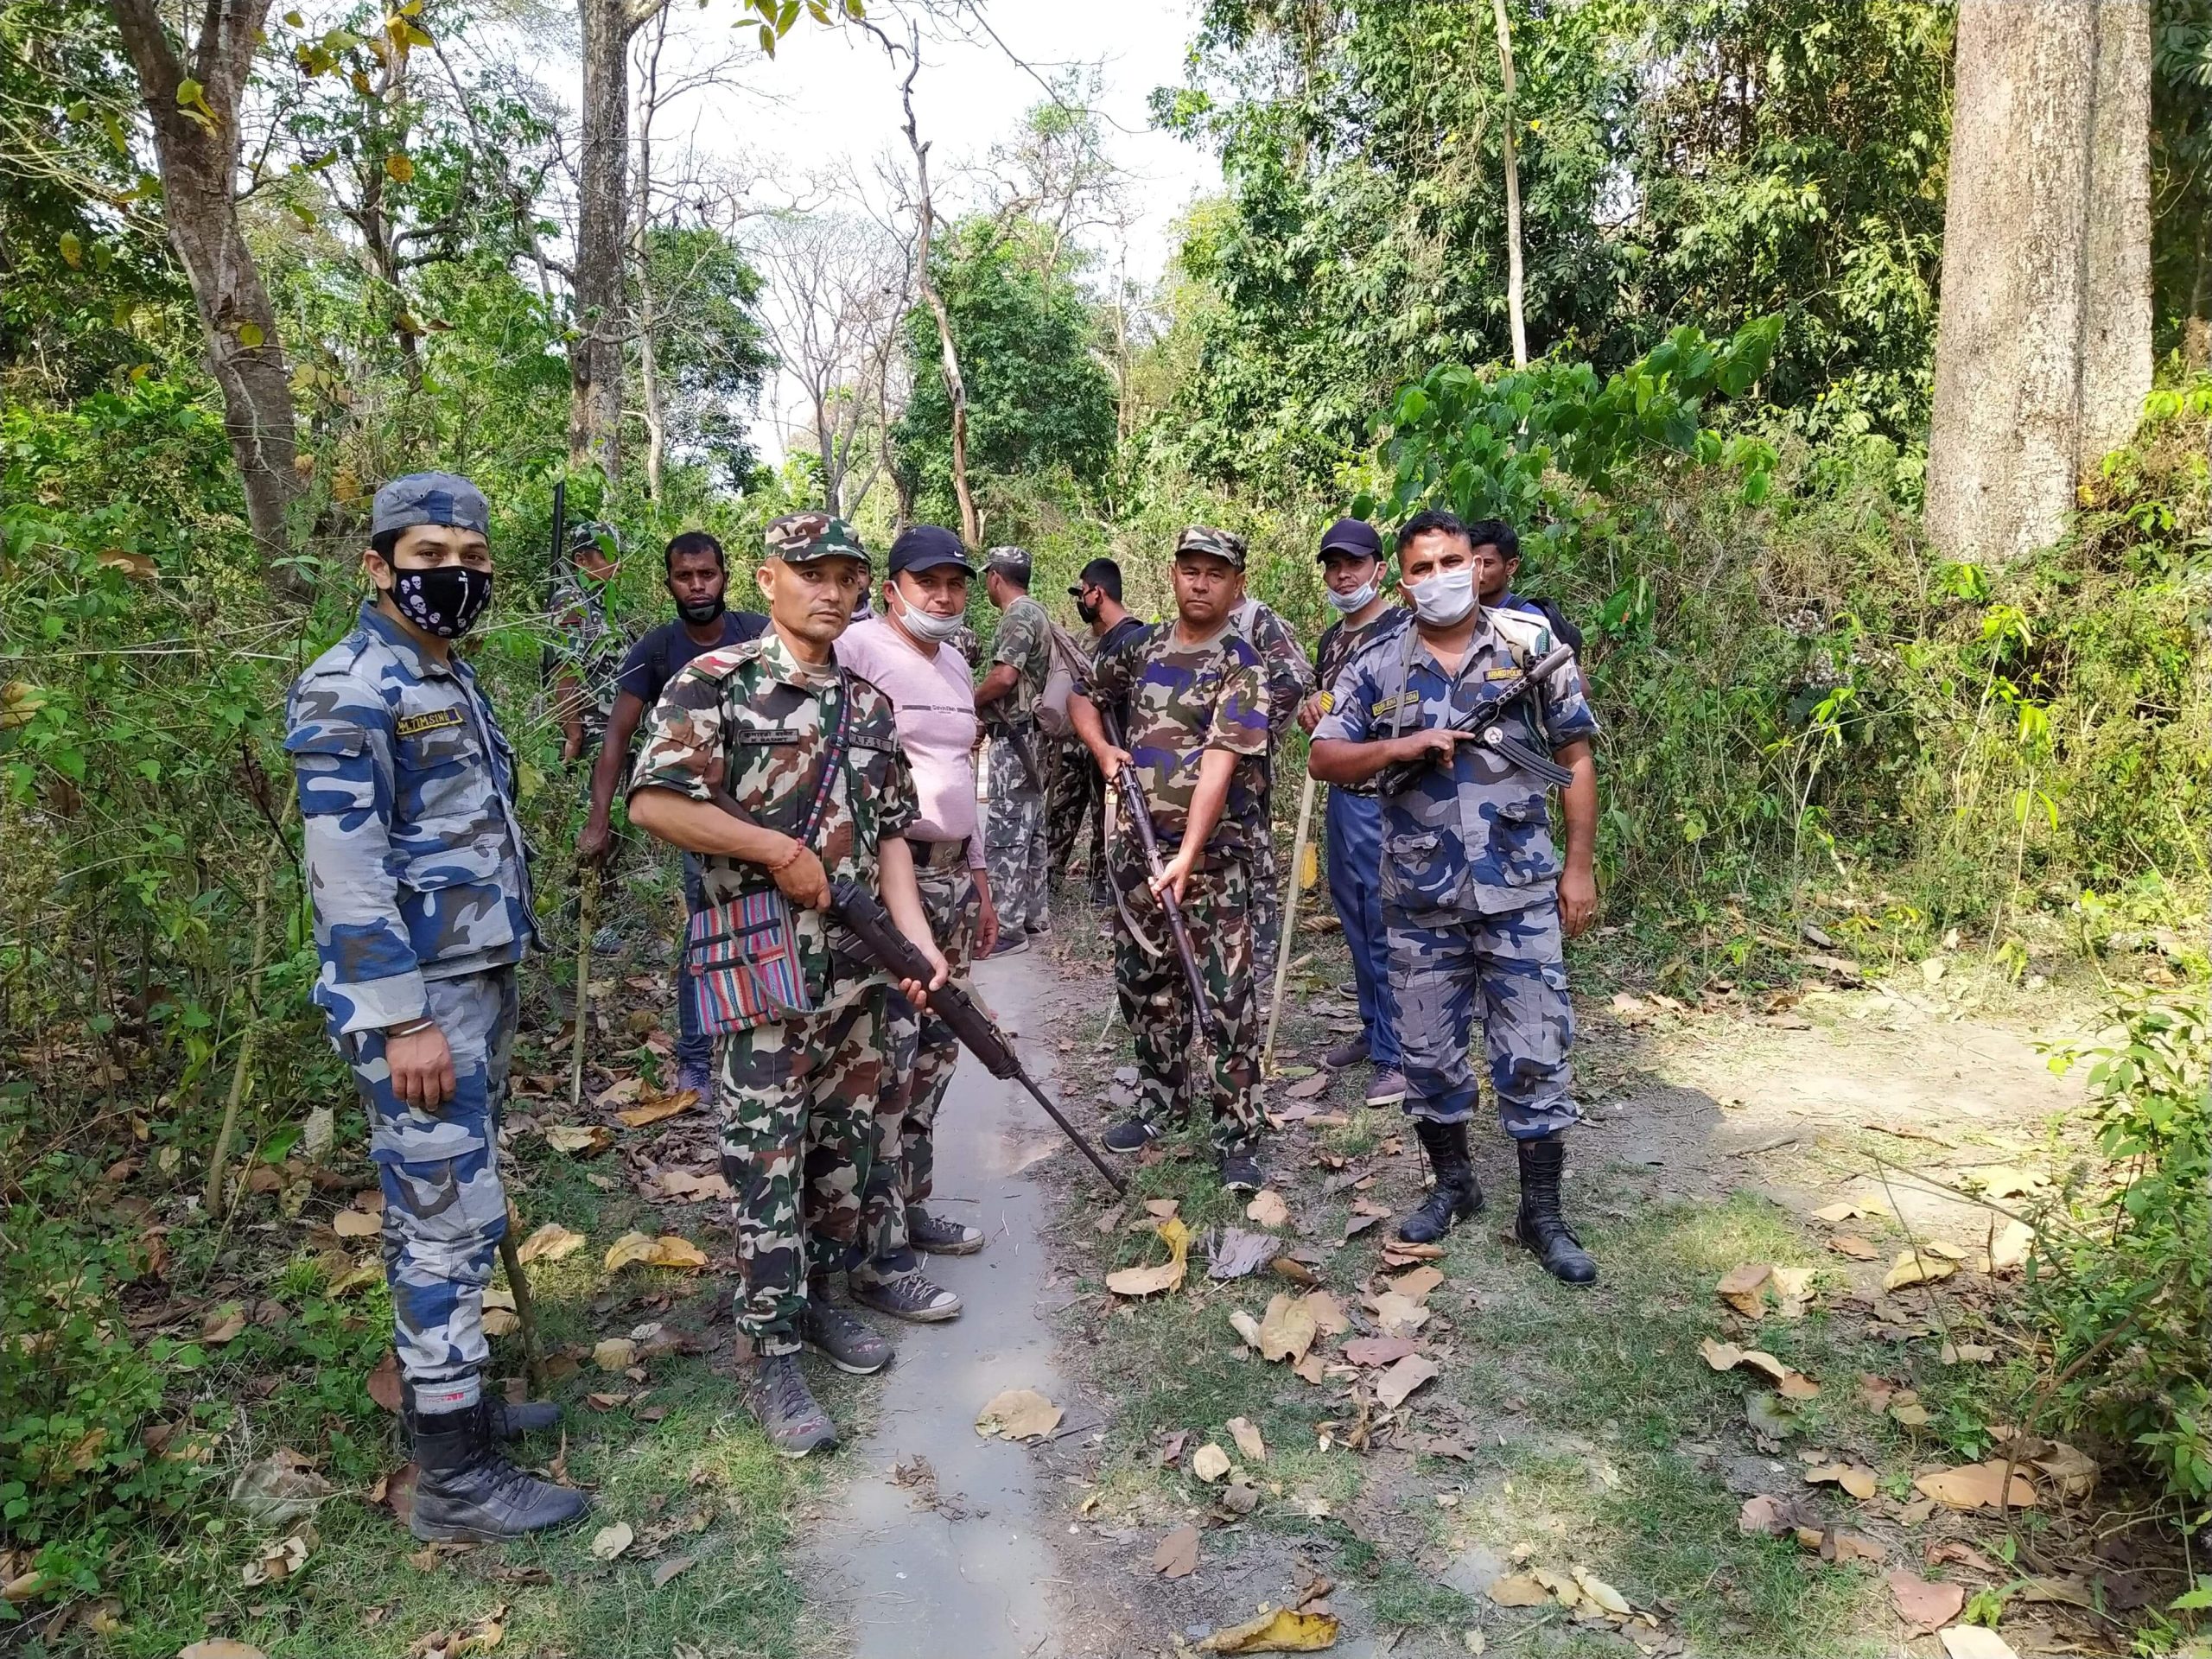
top-left (1491, 0), bottom-right (1527, 368)
top-left (105, 0), bottom-right (302, 575)
top-left (1927, 0), bottom-right (2153, 564)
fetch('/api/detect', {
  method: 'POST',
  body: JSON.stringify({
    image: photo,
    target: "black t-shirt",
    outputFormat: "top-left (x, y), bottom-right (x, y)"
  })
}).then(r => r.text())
top-left (616, 610), bottom-right (768, 709)
top-left (1082, 614), bottom-right (1151, 733)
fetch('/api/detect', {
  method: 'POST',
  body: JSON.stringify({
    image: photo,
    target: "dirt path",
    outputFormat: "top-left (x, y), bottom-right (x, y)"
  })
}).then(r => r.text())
top-left (808, 952), bottom-right (1091, 1659)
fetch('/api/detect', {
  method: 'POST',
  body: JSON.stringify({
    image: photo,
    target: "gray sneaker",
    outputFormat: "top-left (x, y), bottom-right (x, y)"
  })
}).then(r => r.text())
top-left (745, 1351), bottom-right (838, 1458)
top-left (851, 1270), bottom-right (963, 1324)
top-left (1363, 1068), bottom-right (1408, 1108)
top-left (908, 1208), bottom-right (986, 1255)
top-left (796, 1294), bottom-right (894, 1375)
top-left (1325, 1034), bottom-right (1370, 1070)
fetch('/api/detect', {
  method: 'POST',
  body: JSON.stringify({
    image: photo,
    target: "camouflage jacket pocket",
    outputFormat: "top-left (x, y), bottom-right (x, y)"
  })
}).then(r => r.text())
top-left (396, 840), bottom-right (516, 963)
top-left (1381, 828), bottom-right (1460, 911)
top-left (1487, 798), bottom-right (1560, 888)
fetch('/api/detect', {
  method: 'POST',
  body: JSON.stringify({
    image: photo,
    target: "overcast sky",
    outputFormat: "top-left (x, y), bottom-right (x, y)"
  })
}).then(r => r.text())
top-left (612, 1), bottom-right (1223, 461)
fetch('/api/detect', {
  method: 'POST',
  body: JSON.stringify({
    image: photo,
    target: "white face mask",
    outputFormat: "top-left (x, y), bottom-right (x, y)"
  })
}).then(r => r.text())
top-left (890, 583), bottom-right (966, 645)
top-left (1405, 566), bottom-right (1478, 626)
top-left (1325, 579), bottom-right (1379, 614)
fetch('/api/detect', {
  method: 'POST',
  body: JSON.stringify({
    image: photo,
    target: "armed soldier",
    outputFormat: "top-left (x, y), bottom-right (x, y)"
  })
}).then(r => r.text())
top-left (836, 524), bottom-right (1001, 1320)
top-left (1298, 518), bottom-right (1409, 1109)
top-left (1071, 527), bottom-right (1272, 1192)
top-left (976, 545), bottom-right (1053, 951)
top-left (1054, 557), bottom-right (1147, 906)
top-left (1227, 571), bottom-right (1316, 969)
top-left (1308, 509), bottom-right (1601, 1283)
top-left (626, 512), bottom-right (949, 1455)
top-left (549, 519), bottom-right (630, 768)
top-left (286, 473), bottom-right (588, 1541)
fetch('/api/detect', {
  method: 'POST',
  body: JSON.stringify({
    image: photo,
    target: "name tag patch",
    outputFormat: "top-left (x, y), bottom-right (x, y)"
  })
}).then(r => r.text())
top-left (397, 708), bottom-right (465, 739)
top-left (1485, 668), bottom-right (1522, 681)
top-left (1368, 694), bottom-right (1406, 718)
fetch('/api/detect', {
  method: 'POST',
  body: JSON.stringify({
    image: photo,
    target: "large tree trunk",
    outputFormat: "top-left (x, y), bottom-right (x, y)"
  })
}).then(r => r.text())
top-left (107, 0), bottom-right (303, 582)
top-left (1926, 0), bottom-right (2152, 565)
top-left (571, 0), bottom-right (664, 480)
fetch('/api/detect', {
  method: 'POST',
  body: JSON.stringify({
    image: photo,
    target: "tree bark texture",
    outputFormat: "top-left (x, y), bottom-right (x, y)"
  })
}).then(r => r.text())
top-left (1927, 0), bottom-right (2152, 565)
top-left (571, 0), bottom-right (664, 480)
top-left (1491, 0), bottom-right (1528, 368)
top-left (106, 0), bottom-right (304, 578)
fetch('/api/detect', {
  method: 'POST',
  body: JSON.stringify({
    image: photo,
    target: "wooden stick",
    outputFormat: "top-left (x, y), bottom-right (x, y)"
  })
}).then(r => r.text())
top-left (569, 864), bottom-right (598, 1111)
top-left (497, 1229), bottom-right (546, 1395)
top-left (204, 863), bottom-right (272, 1217)
top-left (1262, 773), bottom-right (1321, 1077)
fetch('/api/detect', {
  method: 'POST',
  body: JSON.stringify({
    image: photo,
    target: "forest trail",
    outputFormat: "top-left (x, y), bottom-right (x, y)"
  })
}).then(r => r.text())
top-left (806, 952), bottom-right (1090, 1659)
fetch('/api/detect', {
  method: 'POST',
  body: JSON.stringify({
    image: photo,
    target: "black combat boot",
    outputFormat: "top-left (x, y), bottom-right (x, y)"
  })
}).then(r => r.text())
top-left (1514, 1134), bottom-right (1597, 1284)
top-left (1398, 1119), bottom-right (1484, 1243)
top-left (405, 1399), bottom-right (591, 1541)
top-left (487, 1397), bottom-right (560, 1440)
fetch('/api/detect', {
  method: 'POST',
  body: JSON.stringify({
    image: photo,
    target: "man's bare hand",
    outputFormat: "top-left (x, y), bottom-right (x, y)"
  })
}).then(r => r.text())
top-left (772, 841), bottom-right (832, 910)
top-left (1149, 849), bottom-right (1197, 906)
top-left (576, 815), bottom-right (613, 868)
top-left (1402, 728), bottom-right (1467, 766)
top-left (897, 940), bottom-right (952, 1009)
top-left (386, 1023), bottom-right (455, 1113)
top-left (1296, 691), bottom-right (1326, 734)
top-left (1559, 866), bottom-right (1599, 938)
top-left (974, 885), bottom-right (1001, 962)
top-left (1094, 744), bottom-right (1134, 783)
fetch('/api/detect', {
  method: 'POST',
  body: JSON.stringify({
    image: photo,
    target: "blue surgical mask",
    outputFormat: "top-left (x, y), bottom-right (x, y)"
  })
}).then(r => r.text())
top-left (1325, 580), bottom-right (1378, 614)
top-left (1405, 567), bottom-right (1477, 626)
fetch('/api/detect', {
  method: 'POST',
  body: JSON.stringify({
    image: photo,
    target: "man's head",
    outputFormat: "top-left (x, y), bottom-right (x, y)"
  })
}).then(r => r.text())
top-left (365, 471), bottom-right (493, 639)
top-left (756, 512), bottom-right (870, 651)
top-left (1170, 525), bottom-right (1245, 632)
top-left (885, 524), bottom-right (973, 643)
top-left (1395, 509), bottom-right (1481, 628)
top-left (1069, 556), bottom-right (1122, 631)
top-left (982, 545), bottom-right (1031, 611)
top-left (664, 530), bottom-right (727, 626)
top-left (1464, 517), bottom-right (1519, 605)
top-left (567, 520), bottom-right (622, 584)
top-left (1318, 517), bottom-right (1386, 611)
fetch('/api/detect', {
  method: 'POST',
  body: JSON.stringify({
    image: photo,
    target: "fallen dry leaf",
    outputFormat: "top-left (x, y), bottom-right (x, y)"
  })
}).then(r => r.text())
top-left (1229, 1309), bottom-right (1264, 1350)
top-left (1227, 1416), bottom-right (1267, 1462)
top-left (1283, 1072), bottom-right (1332, 1100)
top-left (367, 1351), bottom-right (404, 1413)
top-left (1343, 1336), bottom-right (1418, 1368)
top-left (1191, 1442), bottom-right (1232, 1483)
top-left (1106, 1217), bottom-right (1191, 1298)
top-left (543, 1124), bottom-right (612, 1155)
top-left (1813, 1198), bottom-right (1888, 1223)
top-left (1806, 1462), bottom-right (1880, 1500)
top-left (592, 1338), bottom-right (637, 1374)
top-left (1303, 1290), bottom-right (1346, 1336)
top-left (652, 1554), bottom-right (696, 1590)
top-left (654, 1166), bottom-right (733, 1203)
top-left (594, 1077), bottom-right (644, 1109)
top-left (1210, 1226), bottom-right (1278, 1280)
top-left (1957, 1164), bottom-right (2044, 1198)
top-left (1488, 1573), bottom-right (1551, 1607)
top-left (1938, 1630), bottom-right (2018, 1659)
top-left (1373, 1354), bottom-right (1440, 1410)
top-left (1194, 1606), bottom-right (1341, 1652)
top-left (589, 1521), bottom-right (634, 1560)
top-left (1245, 1189), bottom-right (1291, 1229)
top-left (1738, 1495), bottom-right (1792, 1535)
top-left (201, 1305), bottom-right (246, 1344)
top-left (975, 1388), bottom-right (1061, 1441)
top-left (1369, 1291), bottom-right (1430, 1338)
top-left (1987, 1219), bottom-right (2035, 1273)
top-left (1154, 1522), bottom-right (1200, 1578)
top-left (1913, 1462), bottom-right (2037, 1512)
top-left (2031, 1441), bottom-right (2097, 1497)
top-left (1292, 1353), bottom-right (1326, 1385)
top-left (614, 1089), bottom-right (697, 1129)
top-left (179, 1645), bottom-right (270, 1659)
top-left (1829, 1234), bottom-right (1880, 1260)
top-left (332, 1208), bottom-right (380, 1238)
top-left (1777, 1370), bottom-right (1821, 1400)
top-left (1389, 1265), bottom-right (1445, 1304)
top-left (1716, 1262), bottom-right (1771, 1317)
top-left (516, 1223), bottom-right (586, 1265)
top-left (1940, 1342), bottom-right (1995, 1365)
top-left (1571, 1567), bottom-right (1631, 1618)
top-left (1888, 1567), bottom-right (1966, 1633)
top-left (1884, 1249), bottom-right (1958, 1290)
top-left (604, 1231), bottom-right (707, 1272)
top-left (1770, 1266), bottom-right (1815, 1319)
top-left (1257, 1292), bottom-right (1319, 1363)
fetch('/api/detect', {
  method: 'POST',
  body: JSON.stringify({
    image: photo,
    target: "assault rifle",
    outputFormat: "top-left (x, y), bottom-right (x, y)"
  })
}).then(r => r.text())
top-left (1374, 643), bottom-right (1580, 798)
top-left (828, 877), bottom-right (1128, 1196)
top-left (1101, 709), bottom-right (1225, 1048)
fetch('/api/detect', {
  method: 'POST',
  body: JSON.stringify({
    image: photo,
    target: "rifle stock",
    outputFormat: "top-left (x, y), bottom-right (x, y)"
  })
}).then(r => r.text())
top-left (1101, 712), bottom-right (1226, 1048)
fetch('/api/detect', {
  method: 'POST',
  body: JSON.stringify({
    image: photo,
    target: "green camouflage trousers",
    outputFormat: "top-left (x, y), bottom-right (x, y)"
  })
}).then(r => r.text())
top-left (1109, 848), bottom-right (1262, 1157)
top-left (717, 979), bottom-right (887, 1355)
top-left (1045, 736), bottom-right (1103, 881)
top-left (985, 731), bottom-right (1050, 935)
top-left (858, 853), bottom-right (980, 1277)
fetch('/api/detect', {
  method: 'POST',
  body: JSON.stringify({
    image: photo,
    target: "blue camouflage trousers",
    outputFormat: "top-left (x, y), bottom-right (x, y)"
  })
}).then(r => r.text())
top-left (1325, 786), bottom-right (1402, 1069)
top-left (1384, 899), bottom-right (1580, 1138)
top-left (348, 965), bottom-right (518, 1416)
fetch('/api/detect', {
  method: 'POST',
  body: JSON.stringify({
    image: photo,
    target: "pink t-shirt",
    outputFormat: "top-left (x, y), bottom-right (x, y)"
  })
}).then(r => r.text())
top-left (836, 615), bottom-right (986, 868)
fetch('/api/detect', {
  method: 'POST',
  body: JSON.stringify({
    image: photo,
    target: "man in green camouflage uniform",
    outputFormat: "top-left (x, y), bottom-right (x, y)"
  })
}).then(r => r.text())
top-left (550, 520), bottom-right (630, 766)
top-left (627, 512), bottom-right (950, 1457)
top-left (1071, 526), bottom-right (1272, 1192)
top-left (976, 546), bottom-right (1053, 948)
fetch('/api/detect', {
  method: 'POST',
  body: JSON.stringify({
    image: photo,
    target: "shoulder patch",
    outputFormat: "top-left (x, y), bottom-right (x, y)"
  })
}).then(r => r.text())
top-left (1486, 605), bottom-right (1552, 659)
top-left (396, 707), bottom-right (465, 738)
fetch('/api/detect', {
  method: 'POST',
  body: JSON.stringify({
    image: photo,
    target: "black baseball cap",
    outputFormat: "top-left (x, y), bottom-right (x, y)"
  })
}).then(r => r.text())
top-left (887, 524), bottom-right (973, 577)
top-left (1318, 518), bottom-right (1382, 561)
top-left (1069, 556), bottom-right (1122, 601)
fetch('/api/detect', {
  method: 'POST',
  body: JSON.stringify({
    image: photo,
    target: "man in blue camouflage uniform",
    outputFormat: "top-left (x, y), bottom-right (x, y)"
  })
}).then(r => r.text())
top-left (1310, 509), bottom-right (1602, 1283)
top-left (1298, 518), bottom-right (1410, 1109)
top-left (286, 472), bottom-right (590, 1541)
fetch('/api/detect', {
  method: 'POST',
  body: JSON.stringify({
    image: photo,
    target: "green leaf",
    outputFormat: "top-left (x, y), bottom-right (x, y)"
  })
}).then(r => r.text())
top-left (58, 232), bottom-right (82, 269)
top-left (758, 22), bottom-right (777, 54)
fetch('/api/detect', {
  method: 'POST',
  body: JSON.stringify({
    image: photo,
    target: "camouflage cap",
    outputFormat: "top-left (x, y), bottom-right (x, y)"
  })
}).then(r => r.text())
top-left (982, 544), bottom-right (1032, 583)
top-left (763, 512), bottom-right (869, 567)
top-left (372, 471), bottom-right (488, 538)
top-left (567, 519), bottom-right (624, 561)
top-left (1173, 524), bottom-right (1248, 569)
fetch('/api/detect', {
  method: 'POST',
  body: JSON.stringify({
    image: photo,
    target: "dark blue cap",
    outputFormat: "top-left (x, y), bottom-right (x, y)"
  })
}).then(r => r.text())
top-left (888, 524), bottom-right (974, 577)
top-left (1318, 518), bottom-right (1382, 561)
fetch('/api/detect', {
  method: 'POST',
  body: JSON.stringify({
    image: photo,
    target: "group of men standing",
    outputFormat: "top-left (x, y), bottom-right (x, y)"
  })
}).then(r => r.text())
top-left (283, 470), bottom-right (1604, 1546)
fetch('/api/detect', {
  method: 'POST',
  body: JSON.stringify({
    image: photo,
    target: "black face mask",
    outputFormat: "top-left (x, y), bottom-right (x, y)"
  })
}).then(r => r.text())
top-left (1076, 593), bottom-right (1102, 626)
top-left (675, 590), bottom-right (727, 626)
top-left (391, 564), bottom-right (492, 639)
